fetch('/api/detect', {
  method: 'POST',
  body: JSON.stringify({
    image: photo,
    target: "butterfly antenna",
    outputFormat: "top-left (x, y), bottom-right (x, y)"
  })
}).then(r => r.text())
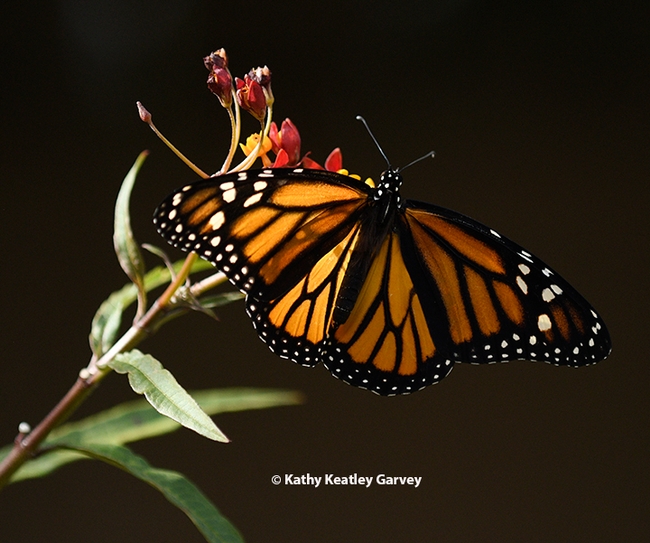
top-left (356, 115), bottom-right (392, 169)
top-left (397, 150), bottom-right (436, 173)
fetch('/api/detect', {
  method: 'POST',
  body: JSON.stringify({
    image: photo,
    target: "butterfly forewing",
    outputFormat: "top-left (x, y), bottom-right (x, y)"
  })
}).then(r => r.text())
top-left (154, 168), bottom-right (370, 301)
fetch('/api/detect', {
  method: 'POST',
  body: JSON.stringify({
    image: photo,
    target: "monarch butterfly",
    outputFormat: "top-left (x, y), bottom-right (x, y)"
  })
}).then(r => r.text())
top-left (154, 154), bottom-right (611, 396)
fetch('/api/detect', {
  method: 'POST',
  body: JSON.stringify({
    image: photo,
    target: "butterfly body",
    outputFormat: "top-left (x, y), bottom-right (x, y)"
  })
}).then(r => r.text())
top-left (154, 167), bottom-right (611, 395)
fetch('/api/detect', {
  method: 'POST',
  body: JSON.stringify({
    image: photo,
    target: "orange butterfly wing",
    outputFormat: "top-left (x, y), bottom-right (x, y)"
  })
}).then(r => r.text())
top-left (155, 168), bottom-right (611, 395)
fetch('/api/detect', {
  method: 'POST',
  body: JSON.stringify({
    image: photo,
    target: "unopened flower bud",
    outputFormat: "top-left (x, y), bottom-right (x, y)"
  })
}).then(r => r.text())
top-left (235, 74), bottom-right (267, 121)
top-left (204, 49), bottom-right (233, 108)
top-left (324, 148), bottom-right (343, 171)
top-left (269, 118), bottom-right (301, 166)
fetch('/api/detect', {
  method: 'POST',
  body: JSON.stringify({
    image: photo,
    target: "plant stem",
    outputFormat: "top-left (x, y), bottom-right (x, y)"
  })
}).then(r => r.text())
top-left (0, 252), bottom-right (217, 491)
top-left (0, 376), bottom-right (96, 489)
top-left (229, 104), bottom-right (274, 172)
top-left (217, 104), bottom-right (240, 175)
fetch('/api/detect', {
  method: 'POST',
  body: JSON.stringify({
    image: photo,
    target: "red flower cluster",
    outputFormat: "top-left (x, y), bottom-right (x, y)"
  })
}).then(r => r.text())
top-left (203, 48), bottom-right (342, 173)
top-left (204, 50), bottom-right (273, 123)
top-left (240, 117), bottom-right (343, 170)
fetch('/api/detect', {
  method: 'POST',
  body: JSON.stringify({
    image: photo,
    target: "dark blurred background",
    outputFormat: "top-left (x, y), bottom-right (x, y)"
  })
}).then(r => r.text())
top-left (1, 1), bottom-right (648, 541)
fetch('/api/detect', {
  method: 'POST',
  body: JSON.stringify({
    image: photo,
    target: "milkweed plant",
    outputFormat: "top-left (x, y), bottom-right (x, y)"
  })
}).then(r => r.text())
top-left (0, 48), bottom-right (328, 542)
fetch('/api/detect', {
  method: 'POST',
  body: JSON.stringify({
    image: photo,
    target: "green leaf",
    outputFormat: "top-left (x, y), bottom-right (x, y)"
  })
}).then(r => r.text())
top-left (113, 151), bottom-right (149, 309)
top-left (48, 387), bottom-right (301, 446)
top-left (89, 258), bottom-right (215, 357)
top-left (90, 282), bottom-right (136, 358)
top-left (0, 449), bottom-right (90, 481)
top-left (109, 350), bottom-right (229, 442)
top-left (1, 388), bottom-right (301, 483)
top-left (198, 291), bottom-right (245, 309)
top-left (62, 441), bottom-right (244, 543)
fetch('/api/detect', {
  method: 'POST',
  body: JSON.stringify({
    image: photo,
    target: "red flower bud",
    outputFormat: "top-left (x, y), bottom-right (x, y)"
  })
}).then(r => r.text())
top-left (268, 122), bottom-right (280, 151)
top-left (272, 148), bottom-right (290, 167)
top-left (269, 118), bottom-right (301, 166)
top-left (235, 74), bottom-right (267, 121)
top-left (204, 49), bottom-right (233, 108)
top-left (324, 148), bottom-right (343, 172)
top-left (250, 66), bottom-right (272, 96)
top-left (302, 148), bottom-right (343, 171)
top-left (301, 156), bottom-right (323, 169)
top-left (279, 119), bottom-right (300, 165)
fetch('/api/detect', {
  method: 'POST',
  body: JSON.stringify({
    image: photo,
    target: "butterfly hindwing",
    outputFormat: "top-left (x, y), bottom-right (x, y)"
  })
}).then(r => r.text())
top-left (247, 220), bottom-right (366, 367)
top-left (322, 230), bottom-right (455, 395)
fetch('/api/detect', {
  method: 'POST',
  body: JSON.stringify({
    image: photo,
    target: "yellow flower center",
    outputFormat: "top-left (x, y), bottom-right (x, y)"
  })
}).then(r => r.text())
top-left (337, 169), bottom-right (375, 188)
top-left (240, 134), bottom-right (274, 166)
